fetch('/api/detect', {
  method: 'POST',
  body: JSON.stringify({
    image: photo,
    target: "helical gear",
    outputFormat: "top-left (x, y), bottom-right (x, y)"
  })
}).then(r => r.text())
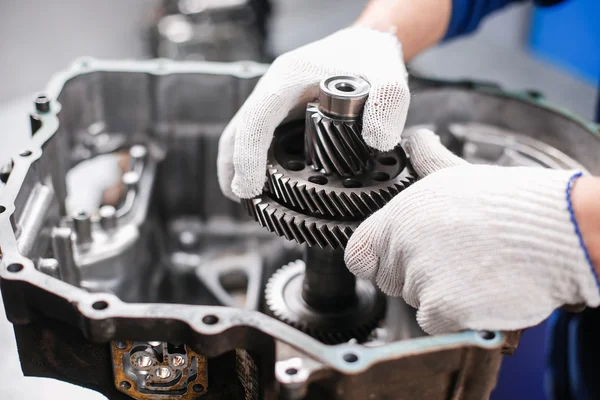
top-left (265, 121), bottom-right (417, 220)
top-left (264, 261), bottom-right (386, 344)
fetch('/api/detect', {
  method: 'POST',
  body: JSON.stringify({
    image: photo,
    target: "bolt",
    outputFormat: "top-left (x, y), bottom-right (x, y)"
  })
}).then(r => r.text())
top-left (129, 145), bottom-right (148, 172)
top-left (122, 171), bottom-right (140, 189)
top-left (155, 367), bottom-right (172, 379)
top-left (72, 210), bottom-right (93, 245)
top-left (179, 230), bottom-right (199, 250)
top-left (99, 205), bottom-right (117, 232)
top-left (35, 94), bottom-right (50, 112)
top-left (171, 355), bottom-right (186, 367)
top-left (134, 355), bottom-right (153, 369)
top-left (115, 340), bottom-right (127, 350)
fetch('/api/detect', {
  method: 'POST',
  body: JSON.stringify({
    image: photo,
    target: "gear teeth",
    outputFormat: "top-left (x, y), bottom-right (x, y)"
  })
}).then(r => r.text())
top-left (264, 158), bottom-right (417, 221)
top-left (264, 261), bottom-right (385, 344)
top-left (242, 197), bottom-right (356, 249)
top-left (305, 108), bottom-right (373, 176)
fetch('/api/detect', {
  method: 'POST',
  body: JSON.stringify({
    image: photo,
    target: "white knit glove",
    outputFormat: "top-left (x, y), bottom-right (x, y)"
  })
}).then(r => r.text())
top-left (345, 129), bottom-right (600, 335)
top-left (218, 27), bottom-right (410, 200)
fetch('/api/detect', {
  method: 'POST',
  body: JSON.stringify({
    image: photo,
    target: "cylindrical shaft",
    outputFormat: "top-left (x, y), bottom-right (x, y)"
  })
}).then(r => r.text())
top-left (301, 246), bottom-right (357, 312)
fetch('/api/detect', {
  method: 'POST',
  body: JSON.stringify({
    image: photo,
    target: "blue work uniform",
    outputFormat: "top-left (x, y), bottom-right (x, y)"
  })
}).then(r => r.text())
top-left (446, 1), bottom-right (599, 399)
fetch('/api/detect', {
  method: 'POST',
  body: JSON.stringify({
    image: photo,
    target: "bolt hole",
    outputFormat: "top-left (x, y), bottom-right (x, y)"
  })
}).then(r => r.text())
top-left (0, 206), bottom-right (5, 214)
top-left (20, 150), bottom-right (32, 157)
top-left (193, 384), bottom-right (205, 393)
top-left (202, 315), bottom-right (219, 325)
top-left (119, 381), bottom-right (131, 390)
top-left (285, 368), bottom-right (298, 375)
top-left (92, 301), bottom-right (109, 310)
top-left (286, 161), bottom-right (305, 171)
top-left (342, 178), bottom-right (362, 188)
top-left (343, 353), bottom-right (359, 363)
top-left (371, 172), bottom-right (390, 182)
top-left (378, 156), bottom-right (397, 166)
top-left (308, 175), bottom-right (328, 185)
top-left (7, 263), bottom-right (23, 273)
top-left (479, 331), bottom-right (496, 340)
top-left (335, 82), bottom-right (356, 93)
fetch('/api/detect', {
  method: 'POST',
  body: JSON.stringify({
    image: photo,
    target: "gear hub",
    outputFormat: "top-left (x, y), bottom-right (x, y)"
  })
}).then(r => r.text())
top-left (243, 75), bottom-right (416, 344)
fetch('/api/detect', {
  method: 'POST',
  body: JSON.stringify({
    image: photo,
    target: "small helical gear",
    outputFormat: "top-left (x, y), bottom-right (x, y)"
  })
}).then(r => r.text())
top-left (266, 121), bottom-right (417, 220)
top-left (264, 261), bottom-right (386, 344)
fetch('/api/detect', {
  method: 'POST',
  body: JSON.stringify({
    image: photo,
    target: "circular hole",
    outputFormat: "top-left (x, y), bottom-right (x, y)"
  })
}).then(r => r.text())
top-left (371, 172), bottom-right (390, 182)
top-left (202, 315), bottom-right (219, 325)
top-left (115, 340), bottom-right (127, 349)
top-left (335, 82), bottom-right (356, 93)
top-left (119, 381), bottom-right (131, 390)
top-left (0, 205), bottom-right (5, 214)
top-left (20, 150), bottom-right (32, 157)
top-left (286, 161), bottom-right (305, 171)
top-left (378, 156), bottom-right (397, 166)
top-left (343, 353), bottom-right (359, 363)
top-left (285, 368), bottom-right (298, 376)
top-left (308, 175), bottom-right (328, 185)
top-left (478, 331), bottom-right (496, 340)
top-left (155, 366), bottom-right (171, 379)
top-left (193, 384), bottom-right (205, 393)
top-left (7, 263), bottom-right (23, 273)
top-left (92, 301), bottom-right (109, 310)
top-left (342, 178), bottom-right (362, 188)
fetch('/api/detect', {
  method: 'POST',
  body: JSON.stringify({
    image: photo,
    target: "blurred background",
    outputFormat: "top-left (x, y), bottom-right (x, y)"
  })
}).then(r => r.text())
top-left (0, 1), bottom-right (597, 399)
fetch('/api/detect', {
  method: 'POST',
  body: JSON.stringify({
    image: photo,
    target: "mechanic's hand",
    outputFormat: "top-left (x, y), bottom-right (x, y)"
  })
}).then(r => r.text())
top-left (218, 27), bottom-right (409, 200)
top-left (345, 129), bottom-right (600, 334)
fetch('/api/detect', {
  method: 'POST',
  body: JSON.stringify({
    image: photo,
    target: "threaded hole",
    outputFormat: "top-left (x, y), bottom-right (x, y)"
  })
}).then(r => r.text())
top-left (7, 263), bottom-right (23, 273)
top-left (343, 353), bottom-right (358, 363)
top-left (308, 176), bottom-right (328, 185)
top-left (20, 150), bottom-right (32, 157)
top-left (372, 172), bottom-right (390, 182)
top-left (342, 178), bottom-right (362, 188)
top-left (378, 156), bottom-right (397, 166)
top-left (479, 331), bottom-right (496, 340)
top-left (285, 368), bottom-right (298, 375)
top-left (202, 315), bottom-right (219, 325)
top-left (92, 301), bottom-right (109, 310)
top-left (286, 161), bottom-right (305, 171)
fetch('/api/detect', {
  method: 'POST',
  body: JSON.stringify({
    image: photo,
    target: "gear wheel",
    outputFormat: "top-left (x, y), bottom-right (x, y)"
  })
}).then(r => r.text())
top-left (242, 196), bottom-right (356, 249)
top-left (266, 121), bottom-right (417, 220)
top-left (264, 260), bottom-right (386, 344)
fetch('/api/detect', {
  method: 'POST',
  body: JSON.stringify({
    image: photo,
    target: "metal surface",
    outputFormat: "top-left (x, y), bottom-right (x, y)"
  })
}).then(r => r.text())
top-left (111, 340), bottom-right (208, 399)
top-left (1, 60), bottom-right (599, 399)
top-left (152, 0), bottom-right (270, 62)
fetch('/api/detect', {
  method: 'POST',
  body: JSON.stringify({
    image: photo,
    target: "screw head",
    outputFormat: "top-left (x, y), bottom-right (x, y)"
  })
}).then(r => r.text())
top-left (171, 355), bottom-right (186, 367)
top-left (155, 366), bottom-right (172, 379)
top-left (133, 354), bottom-right (153, 369)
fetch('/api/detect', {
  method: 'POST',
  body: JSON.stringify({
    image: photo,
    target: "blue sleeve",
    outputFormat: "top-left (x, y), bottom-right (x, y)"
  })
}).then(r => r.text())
top-left (444, 0), bottom-right (566, 39)
top-left (444, 0), bottom-right (528, 39)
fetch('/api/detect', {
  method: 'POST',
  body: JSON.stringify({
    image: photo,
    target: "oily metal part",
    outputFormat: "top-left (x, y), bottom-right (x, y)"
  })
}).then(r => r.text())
top-left (264, 261), bottom-right (386, 344)
top-left (269, 121), bottom-right (417, 220)
top-left (111, 340), bottom-right (208, 399)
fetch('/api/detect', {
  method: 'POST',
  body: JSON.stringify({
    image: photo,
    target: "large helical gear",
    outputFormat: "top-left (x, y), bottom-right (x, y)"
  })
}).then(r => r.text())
top-left (264, 261), bottom-right (386, 344)
top-left (264, 120), bottom-right (417, 221)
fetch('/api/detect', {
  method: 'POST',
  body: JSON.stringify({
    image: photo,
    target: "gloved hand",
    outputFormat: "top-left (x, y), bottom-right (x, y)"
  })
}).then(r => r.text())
top-left (345, 129), bottom-right (600, 334)
top-left (218, 27), bottom-right (410, 200)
